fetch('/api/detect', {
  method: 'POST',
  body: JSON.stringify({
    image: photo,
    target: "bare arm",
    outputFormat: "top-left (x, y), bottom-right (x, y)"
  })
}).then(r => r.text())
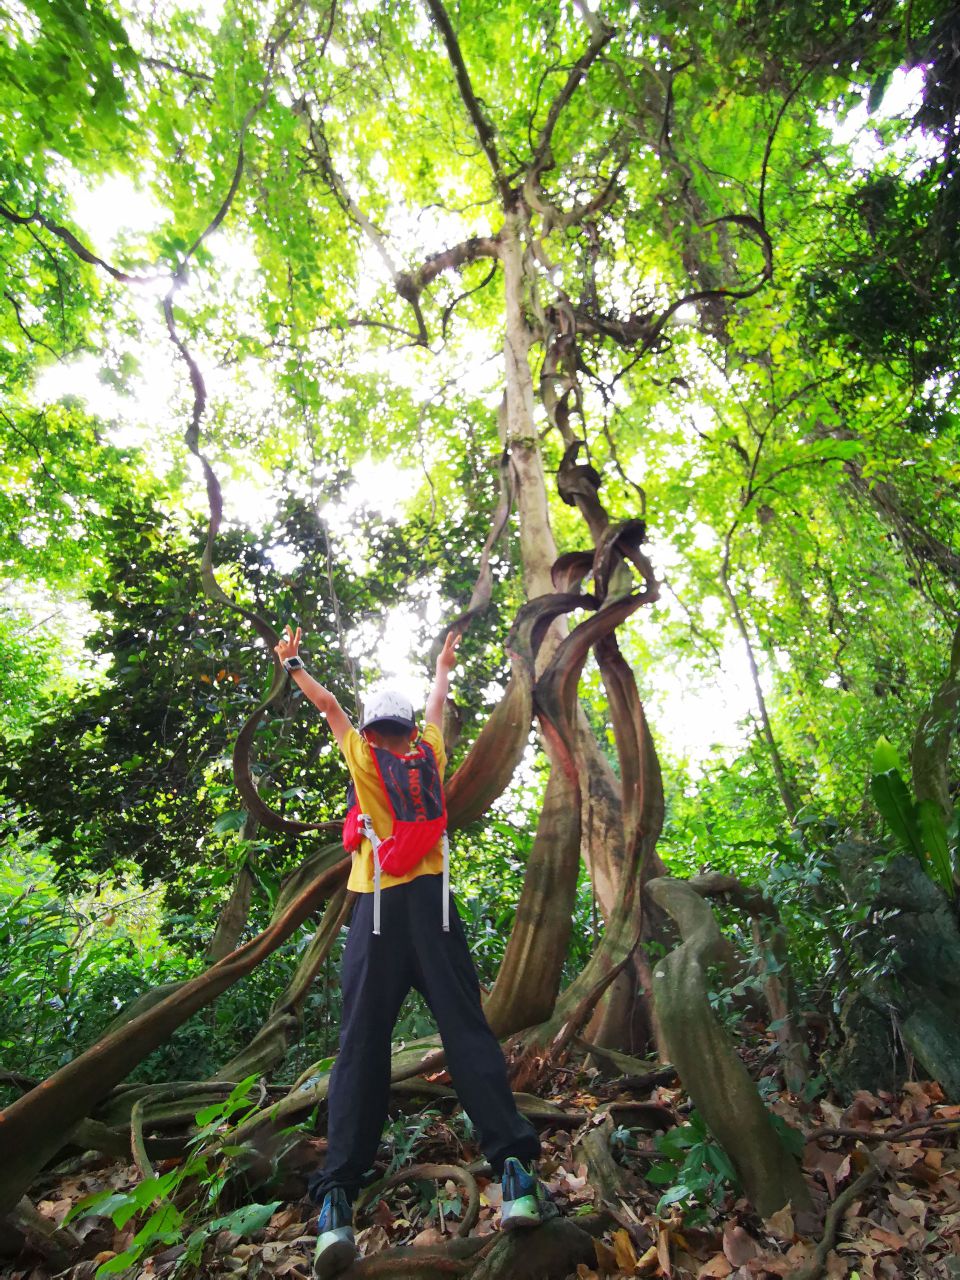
top-left (425, 630), bottom-right (460, 729)
top-left (274, 625), bottom-right (352, 749)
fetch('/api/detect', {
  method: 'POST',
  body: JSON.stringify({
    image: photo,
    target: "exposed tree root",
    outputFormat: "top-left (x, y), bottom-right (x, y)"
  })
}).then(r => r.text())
top-left (355, 1164), bottom-right (480, 1237)
top-left (572, 1039), bottom-right (661, 1078)
top-left (575, 1112), bottom-right (634, 1218)
top-left (347, 1235), bottom-right (488, 1278)
top-left (7, 1196), bottom-right (80, 1272)
top-left (508, 942), bottom-right (637, 1091)
top-left (806, 1115), bottom-right (960, 1144)
top-left (348, 1217), bottom-right (595, 1280)
top-left (647, 876), bottom-right (812, 1217)
top-left (687, 872), bottom-right (810, 1092)
top-left (789, 1159), bottom-right (880, 1280)
top-left (467, 1217), bottom-right (595, 1279)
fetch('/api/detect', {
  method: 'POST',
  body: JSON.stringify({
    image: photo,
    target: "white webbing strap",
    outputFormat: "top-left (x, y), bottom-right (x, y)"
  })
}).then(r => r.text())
top-left (441, 831), bottom-right (450, 933)
top-left (361, 815), bottom-right (382, 936)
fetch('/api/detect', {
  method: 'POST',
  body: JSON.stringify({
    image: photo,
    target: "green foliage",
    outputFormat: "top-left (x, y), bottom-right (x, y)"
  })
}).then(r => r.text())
top-left (869, 736), bottom-right (956, 898)
top-left (645, 1111), bottom-right (740, 1223)
top-left (0, 847), bottom-right (178, 1090)
top-left (66, 1078), bottom-right (279, 1278)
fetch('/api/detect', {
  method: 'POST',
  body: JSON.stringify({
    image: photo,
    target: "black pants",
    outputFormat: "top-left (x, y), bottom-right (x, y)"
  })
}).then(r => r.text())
top-left (307, 874), bottom-right (539, 1204)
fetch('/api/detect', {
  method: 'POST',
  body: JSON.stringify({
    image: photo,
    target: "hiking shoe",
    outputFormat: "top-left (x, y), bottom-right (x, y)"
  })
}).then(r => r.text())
top-left (500, 1156), bottom-right (558, 1230)
top-left (312, 1187), bottom-right (357, 1278)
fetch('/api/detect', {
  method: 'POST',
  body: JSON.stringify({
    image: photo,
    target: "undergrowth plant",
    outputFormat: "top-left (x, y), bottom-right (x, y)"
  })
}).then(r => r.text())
top-left (66, 1078), bottom-right (281, 1277)
top-left (643, 1111), bottom-right (740, 1222)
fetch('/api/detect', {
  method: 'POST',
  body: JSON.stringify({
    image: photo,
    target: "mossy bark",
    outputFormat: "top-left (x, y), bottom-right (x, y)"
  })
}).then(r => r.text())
top-left (829, 846), bottom-right (960, 1100)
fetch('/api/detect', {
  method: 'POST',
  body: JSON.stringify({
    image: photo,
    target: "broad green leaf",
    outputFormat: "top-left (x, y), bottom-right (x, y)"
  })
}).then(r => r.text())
top-left (206, 1201), bottom-right (282, 1237)
top-left (918, 799), bottom-right (955, 897)
top-left (871, 770), bottom-right (924, 858)
top-left (871, 736), bottom-right (903, 777)
top-left (211, 811), bottom-right (246, 834)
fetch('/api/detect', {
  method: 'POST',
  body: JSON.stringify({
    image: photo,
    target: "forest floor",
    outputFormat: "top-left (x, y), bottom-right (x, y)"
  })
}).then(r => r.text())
top-left (9, 1051), bottom-right (960, 1280)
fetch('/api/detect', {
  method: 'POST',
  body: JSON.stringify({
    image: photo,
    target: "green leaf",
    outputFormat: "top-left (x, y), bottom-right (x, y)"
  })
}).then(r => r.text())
top-left (871, 736), bottom-right (903, 776)
top-left (871, 770), bottom-right (924, 858)
top-left (66, 1190), bottom-right (133, 1225)
top-left (132, 1202), bottom-right (183, 1246)
top-left (212, 811), bottom-right (246, 834)
top-left (97, 1246), bottom-right (143, 1276)
top-left (207, 1200), bottom-right (281, 1237)
top-left (704, 1142), bottom-right (739, 1183)
top-left (656, 1184), bottom-right (693, 1211)
top-left (918, 799), bottom-right (955, 897)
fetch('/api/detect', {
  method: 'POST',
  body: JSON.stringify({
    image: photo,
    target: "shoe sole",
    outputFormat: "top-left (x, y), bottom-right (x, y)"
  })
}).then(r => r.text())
top-left (501, 1193), bottom-right (544, 1231)
top-left (502, 1212), bottom-right (543, 1230)
top-left (313, 1237), bottom-right (357, 1279)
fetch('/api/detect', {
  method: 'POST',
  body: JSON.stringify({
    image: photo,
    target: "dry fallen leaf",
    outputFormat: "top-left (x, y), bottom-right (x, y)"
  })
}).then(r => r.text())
top-left (657, 1220), bottom-right (672, 1277)
top-left (888, 1192), bottom-right (927, 1228)
top-left (355, 1224), bottom-right (390, 1256)
top-left (410, 1227), bottom-right (446, 1247)
top-left (803, 1144), bottom-right (849, 1198)
top-left (636, 1244), bottom-right (660, 1274)
top-left (722, 1223), bottom-right (758, 1267)
top-left (819, 1101), bottom-right (844, 1127)
top-left (823, 1249), bottom-right (847, 1279)
top-left (273, 1256), bottom-right (311, 1277)
top-left (592, 1236), bottom-right (619, 1277)
top-left (36, 1198), bottom-right (73, 1226)
top-left (697, 1253), bottom-right (733, 1277)
top-left (612, 1227), bottom-right (639, 1273)
top-left (868, 1226), bottom-right (911, 1252)
top-left (371, 1198), bottom-right (394, 1229)
top-left (764, 1205), bottom-right (795, 1242)
top-left (269, 1207), bottom-right (302, 1232)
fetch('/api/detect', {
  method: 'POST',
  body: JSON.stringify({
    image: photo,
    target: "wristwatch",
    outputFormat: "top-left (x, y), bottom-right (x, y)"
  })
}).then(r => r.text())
top-left (282, 656), bottom-right (306, 672)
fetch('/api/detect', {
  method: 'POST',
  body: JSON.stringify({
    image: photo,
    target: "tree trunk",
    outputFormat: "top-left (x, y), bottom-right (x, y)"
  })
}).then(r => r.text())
top-left (499, 212), bottom-right (667, 1051)
top-left (206, 813), bottom-right (260, 963)
top-left (911, 617), bottom-right (960, 822)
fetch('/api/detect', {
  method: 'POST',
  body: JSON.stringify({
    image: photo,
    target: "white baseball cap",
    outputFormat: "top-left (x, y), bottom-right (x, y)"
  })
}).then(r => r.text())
top-left (360, 688), bottom-right (416, 732)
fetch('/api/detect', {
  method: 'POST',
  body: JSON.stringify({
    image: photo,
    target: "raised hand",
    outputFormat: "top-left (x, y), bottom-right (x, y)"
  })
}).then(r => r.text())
top-left (275, 623), bottom-right (301, 664)
top-left (436, 629), bottom-right (461, 674)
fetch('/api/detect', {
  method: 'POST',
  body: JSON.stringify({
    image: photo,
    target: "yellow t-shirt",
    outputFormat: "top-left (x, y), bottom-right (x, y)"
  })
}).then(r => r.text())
top-left (343, 723), bottom-right (448, 893)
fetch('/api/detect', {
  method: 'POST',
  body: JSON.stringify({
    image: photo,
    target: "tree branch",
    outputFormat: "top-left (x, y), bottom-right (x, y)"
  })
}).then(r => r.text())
top-left (3, 289), bottom-right (61, 358)
top-left (141, 55), bottom-right (214, 84)
top-left (396, 233), bottom-right (501, 300)
top-left (423, 0), bottom-right (510, 200)
top-left (296, 103), bottom-right (430, 343)
top-left (531, 21), bottom-right (616, 171)
top-left (0, 201), bottom-right (160, 285)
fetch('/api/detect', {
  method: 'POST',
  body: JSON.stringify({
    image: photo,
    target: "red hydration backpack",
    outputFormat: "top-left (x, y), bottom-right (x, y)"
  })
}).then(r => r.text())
top-left (342, 739), bottom-right (447, 877)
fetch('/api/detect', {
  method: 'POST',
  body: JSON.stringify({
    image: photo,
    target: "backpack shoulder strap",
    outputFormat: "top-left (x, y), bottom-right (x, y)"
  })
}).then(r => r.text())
top-left (366, 743), bottom-right (397, 819)
top-left (418, 739), bottom-right (447, 819)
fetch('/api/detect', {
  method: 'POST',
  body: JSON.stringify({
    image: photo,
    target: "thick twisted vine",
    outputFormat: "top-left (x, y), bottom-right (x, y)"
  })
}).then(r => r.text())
top-left (162, 294), bottom-right (331, 834)
top-left (355, 1164), bottom-right (480, 1238)
top-left (646, 876), bottom-right (811, 1217)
